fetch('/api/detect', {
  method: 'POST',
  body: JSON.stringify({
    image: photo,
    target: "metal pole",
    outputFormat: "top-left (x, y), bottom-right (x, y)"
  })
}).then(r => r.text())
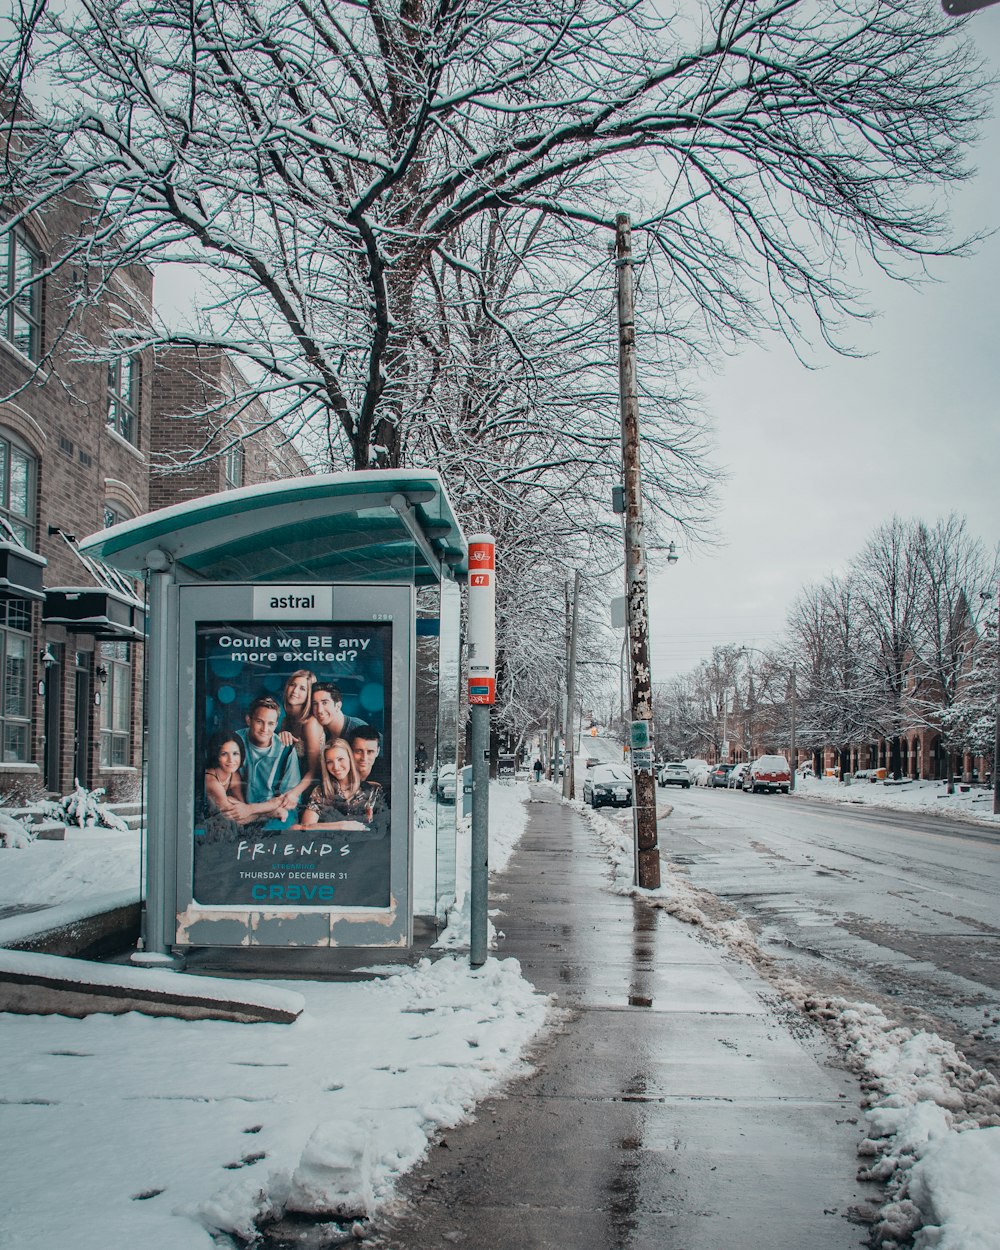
top-left (132, 556), bottom-right (183, 968)
top-left (789, 662), bottom-right (797, 793)
top-left (466, 534), bottom-right (496, 967)
top-left (470, 702), bottom-right (489, 966)
top-left (616, 213), bottom-right (660, 890)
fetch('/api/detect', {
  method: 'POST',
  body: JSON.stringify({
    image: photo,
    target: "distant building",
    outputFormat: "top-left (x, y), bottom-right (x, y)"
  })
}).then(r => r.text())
top-left (150, 346), bottom-right (307, 511)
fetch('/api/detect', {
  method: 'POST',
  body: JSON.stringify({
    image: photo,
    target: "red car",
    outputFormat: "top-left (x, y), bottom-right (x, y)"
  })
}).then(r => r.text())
top-left (743, 755), bottom-right (791, 794)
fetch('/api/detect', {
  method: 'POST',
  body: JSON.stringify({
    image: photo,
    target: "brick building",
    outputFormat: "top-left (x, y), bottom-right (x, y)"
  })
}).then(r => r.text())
top-left (150, 347), bottom-right (307, 510)
top-left (1, 200), bottom-right (308, 802)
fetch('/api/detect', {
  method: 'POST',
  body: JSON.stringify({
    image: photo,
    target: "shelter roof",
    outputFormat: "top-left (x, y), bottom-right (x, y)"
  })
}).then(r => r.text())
top-left (78, 470), bottom-right (468, 585)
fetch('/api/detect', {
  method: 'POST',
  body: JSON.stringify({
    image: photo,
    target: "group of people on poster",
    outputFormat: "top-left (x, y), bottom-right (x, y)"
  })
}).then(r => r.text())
top-left (202, 669), bottom-right (387, 840)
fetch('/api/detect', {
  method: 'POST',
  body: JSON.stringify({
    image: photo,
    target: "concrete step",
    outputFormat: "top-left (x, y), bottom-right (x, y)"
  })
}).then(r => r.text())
top-left (104, 801), bottom-right (144, 831)
top-left (4, 808), bottom-right (67, 841)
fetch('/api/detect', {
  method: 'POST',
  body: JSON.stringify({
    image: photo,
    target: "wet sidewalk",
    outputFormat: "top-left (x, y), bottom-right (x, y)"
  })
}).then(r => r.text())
top-left (373, 787), bottom-right (878, 1249)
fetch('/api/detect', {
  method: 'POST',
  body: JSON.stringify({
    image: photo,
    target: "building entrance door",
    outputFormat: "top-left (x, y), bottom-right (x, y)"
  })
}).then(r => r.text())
top-left (43, 643), bottom-right (64, 792)
top-left (73, 658), bottom-right (92, 788)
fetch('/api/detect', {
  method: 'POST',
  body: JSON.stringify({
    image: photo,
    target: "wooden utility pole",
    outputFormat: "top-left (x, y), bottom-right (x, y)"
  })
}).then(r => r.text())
top-left (615, 213), bottom-right (660, 889)
top-left (994, 582), bottom-right (1000, 816)
top-left (563, 570), bottom-right (581, 801)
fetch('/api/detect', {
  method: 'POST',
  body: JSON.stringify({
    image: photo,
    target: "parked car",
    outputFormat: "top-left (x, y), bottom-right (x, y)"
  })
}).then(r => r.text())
top-left (683, 758), bottom-right (711, 786)
top-left (582, 763), bottom-right (633, 809)
top-left (708, 763), bottom-right (733, 788)
top-left (728, 762), bottom-right (749, 788)
top-left (657, 760), bottom-right (691, 788)
top-left (585, 757), bottom-right (600, 770)
top-left (433, 763), bottom-right (457, 803)
top-left (743, 755), bottom-right (791, 794)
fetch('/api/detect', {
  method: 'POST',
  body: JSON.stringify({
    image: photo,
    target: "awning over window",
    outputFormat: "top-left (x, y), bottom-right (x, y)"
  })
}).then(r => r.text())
top-left (42, 587), bottom-right (146, 641)
top-left (43, 529), bottom-right (146, 640)
top-left (0, 517), bottom-right (46, 601)
top-left (77, 470), bottom-right (468, 586)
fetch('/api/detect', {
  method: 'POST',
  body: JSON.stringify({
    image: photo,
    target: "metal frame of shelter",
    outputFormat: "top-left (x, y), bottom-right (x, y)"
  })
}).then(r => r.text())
top-left (80, 470), bottom-right (468, 962)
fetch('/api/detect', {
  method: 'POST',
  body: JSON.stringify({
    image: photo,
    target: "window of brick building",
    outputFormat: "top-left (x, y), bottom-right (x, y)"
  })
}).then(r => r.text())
top-left (1, 228), bottom-right (41, 361)
top-left (0, 597), bottom-right (32, 762)
top-left (106, 353), bottom-right (141, 445)
top-left (0, 431), bottom-right (38, 548)
top-left (98, 639), bottom-right (131, 767)
top-left (103, 501), bottom-right (131, 530)
top-left (223, 439), bottom-right (245, 489)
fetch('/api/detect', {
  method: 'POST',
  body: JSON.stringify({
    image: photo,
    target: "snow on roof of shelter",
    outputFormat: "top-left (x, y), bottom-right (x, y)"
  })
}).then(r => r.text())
top-left (78, 469), bottom-right (468, 586)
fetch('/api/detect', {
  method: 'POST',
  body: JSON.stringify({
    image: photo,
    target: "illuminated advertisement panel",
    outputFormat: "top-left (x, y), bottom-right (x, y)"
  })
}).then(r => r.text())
top-left (192, 618), bottom-right (392, 909)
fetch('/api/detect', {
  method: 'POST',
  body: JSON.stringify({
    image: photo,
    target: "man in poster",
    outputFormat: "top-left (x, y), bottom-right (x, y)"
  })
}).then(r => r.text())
top-left (236, 695), bottom-right (306, 822)
top-left (311, 682), bottom-right (366, 744)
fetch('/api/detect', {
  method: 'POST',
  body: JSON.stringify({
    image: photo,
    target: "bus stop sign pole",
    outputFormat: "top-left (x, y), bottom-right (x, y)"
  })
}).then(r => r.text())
top-left (467, 534), bottom-right (496, 967)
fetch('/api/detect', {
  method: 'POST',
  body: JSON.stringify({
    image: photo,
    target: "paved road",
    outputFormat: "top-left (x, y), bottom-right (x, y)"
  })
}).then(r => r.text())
top-left (656, 785), bottom-right (1000, 1077)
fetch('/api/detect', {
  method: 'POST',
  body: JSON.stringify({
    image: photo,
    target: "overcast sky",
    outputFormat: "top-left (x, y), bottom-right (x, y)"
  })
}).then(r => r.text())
top-left (646, 7), bottom-right (1000, 683)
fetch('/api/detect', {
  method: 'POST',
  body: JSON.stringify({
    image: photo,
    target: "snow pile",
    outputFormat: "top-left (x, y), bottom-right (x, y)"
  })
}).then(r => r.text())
top-left (581, 797), bottom-right (1000, 1250)
top-left (0, 822), bottom-right (140, 908)
top-left (803, 1000), bottom-right (1000, 1250)
top-left (486, 778), bottom-right (531, 875)
top-left (0, 948), bottom-right (550, 1250)
top-left (796, 774), bottom-right (1000, 826)
top-left (192, 954), bottom-right (551, 1243)
top-left (0, 808), bottom-right (33, 848)
top-left (0, 779), bottom-right (548, 1248)
top-left (434, 779), bottom-right (530, 951)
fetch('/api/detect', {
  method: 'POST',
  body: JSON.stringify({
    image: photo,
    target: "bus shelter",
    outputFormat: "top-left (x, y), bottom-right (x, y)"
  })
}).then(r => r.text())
top-left (80, 470), bottom-right (467, 960)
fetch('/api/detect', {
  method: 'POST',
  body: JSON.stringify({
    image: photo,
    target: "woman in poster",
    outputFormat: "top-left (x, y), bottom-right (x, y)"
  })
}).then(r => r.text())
top-left (202, 732), bottom-right (284, 834)
top-left (299, 738), bottom-right (384, 833)
top-left (277, 668), bottom-right (325, 785)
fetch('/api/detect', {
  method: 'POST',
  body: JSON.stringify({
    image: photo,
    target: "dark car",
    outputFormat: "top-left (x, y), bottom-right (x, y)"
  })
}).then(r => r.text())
top-left (582, 764), bottom-right (633, 809)
top-left (708, 763), bottom-right (733, 788)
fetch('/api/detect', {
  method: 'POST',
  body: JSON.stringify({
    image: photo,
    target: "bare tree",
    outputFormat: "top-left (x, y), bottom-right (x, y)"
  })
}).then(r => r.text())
top-left (787, 573), bottom-right (882, 770)
top-left (909, 515), bottom-right (995, 744)
top-left (5, 2), bottom-right (990, 744)
top-left (851, 516), bottom-right (926, 774)
top-left (2, 0), bottom-right (989, 479)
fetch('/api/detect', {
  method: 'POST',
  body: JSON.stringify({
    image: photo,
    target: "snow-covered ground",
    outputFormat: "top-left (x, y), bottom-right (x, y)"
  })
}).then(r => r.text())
top-left (0, 780), bottom-right (551, 1249)
top-left (795, 773), bottom-right (1000, 827)
top-left (580, 795), bottom-right (1000, 1250)
top-left (0, 822), bottom-right (142, 912)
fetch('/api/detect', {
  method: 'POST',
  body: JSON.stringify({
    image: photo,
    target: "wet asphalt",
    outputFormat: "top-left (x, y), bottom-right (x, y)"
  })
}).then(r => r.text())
top-left (370, 786), bottom-right (880, 1250)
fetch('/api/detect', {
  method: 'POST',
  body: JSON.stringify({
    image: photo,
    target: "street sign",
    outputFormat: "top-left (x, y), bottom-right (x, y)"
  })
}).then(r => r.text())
top-left (630, 719), bottom-right (650, 750)
top-left (631, 748), bottom-right (654, 772)
top-left (467, 535), bottom-right (495, 705)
